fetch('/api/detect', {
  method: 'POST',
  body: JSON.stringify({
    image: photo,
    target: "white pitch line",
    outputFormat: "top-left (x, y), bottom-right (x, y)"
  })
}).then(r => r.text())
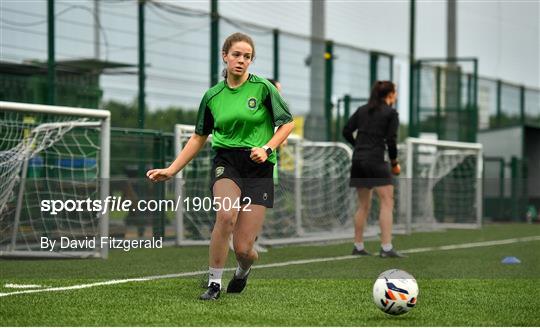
top-left (4, 283), bottom-right (45, 289)
top-left (402, 235), bottom-right (540, 253)
top-left (1, 235), bottom-right (539, 298)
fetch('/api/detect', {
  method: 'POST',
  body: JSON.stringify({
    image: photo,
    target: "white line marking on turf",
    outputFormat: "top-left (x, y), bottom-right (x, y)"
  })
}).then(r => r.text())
top-left (4, 283), bottom-right (45, 289)
top-left (1, 235), bottom-right (539, 298)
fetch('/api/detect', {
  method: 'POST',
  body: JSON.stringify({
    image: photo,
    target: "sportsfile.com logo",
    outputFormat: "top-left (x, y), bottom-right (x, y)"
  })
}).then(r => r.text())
top-left (40, 196), bottom-right (182, 215)
top-left (40, 196), bottom-right (253, 215)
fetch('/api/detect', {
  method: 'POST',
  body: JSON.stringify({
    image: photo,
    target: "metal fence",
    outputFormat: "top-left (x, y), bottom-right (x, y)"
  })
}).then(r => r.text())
top-left (410, 60), bottom-right (540, 142)
top-left (1, 1), bottom-right (538, 231)
top-left (0, 0), bottom-right (394, 142)
top-left (410, 58), bottom-right (479, 142)
top-left (483, 156), bottom-right (528, 221)
top-left (108, 128), bottom-right (176, 239)
top-left (478, 78), bottom-right (540, 130)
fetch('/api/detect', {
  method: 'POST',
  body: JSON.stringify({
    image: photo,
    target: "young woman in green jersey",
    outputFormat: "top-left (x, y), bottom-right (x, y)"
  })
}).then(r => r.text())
top-left (147, 32), bottom-right (294, 300)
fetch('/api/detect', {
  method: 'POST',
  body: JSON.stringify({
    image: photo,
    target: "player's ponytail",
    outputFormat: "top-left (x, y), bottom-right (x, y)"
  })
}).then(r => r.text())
top-left (367, 81), bottom-right (395, 114)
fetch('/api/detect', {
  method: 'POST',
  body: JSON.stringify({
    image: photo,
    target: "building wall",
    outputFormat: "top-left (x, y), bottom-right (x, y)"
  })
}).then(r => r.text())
top-left (525, 127), bottom-right (540, 199)
top-left (478, 126), bottom-right (522, 198)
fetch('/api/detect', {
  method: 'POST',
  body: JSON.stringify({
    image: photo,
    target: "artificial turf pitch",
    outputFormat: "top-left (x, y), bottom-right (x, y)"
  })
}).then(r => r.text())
top-left (1, 224), bottom-right (539, 326)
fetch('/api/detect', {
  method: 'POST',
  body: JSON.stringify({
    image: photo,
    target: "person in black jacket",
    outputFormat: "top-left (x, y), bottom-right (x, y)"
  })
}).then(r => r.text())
top-left (342, 81), bottom-right (405, 258)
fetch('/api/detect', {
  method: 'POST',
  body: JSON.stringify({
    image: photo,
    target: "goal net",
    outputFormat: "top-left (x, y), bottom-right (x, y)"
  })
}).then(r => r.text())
top-left (0, 101), bottom-right (110, 258)
top-left (398, 137), bottom-right (483, 232)
top-left (173, 125), bottom-right (483, 246)
top-left (174, 124), bottom-right (361, 245)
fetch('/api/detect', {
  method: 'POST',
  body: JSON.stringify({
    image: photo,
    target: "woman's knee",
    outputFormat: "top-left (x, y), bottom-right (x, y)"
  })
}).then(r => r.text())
top-left (234, 242), bottom-right (253, 259)
top-left (215, 210), bottom-right (237, 229)
top-left (379, 193), bottom-right (394, 207)
top-left (358, 202), bottom-right (371, 213)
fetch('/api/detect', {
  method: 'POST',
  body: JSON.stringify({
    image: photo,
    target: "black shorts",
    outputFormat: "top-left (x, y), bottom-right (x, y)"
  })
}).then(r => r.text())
top-left (349, 159), bottom-right (392, 189)
top-left (211, 148), bottom-right (274, 208)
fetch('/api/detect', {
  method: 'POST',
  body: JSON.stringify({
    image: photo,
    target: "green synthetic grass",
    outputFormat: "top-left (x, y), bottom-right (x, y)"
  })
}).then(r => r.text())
top-left (1, 279), bottom-right (538, 326)
top-left (1, 224), bottom-right (539, 326)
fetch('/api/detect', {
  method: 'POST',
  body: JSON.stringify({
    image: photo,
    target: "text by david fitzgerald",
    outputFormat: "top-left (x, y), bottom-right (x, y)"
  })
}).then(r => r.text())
top-left (41, 237), bottom-right (162, 252)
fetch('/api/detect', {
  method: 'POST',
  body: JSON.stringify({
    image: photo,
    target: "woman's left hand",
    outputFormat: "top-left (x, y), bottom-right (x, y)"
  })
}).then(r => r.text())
top-left (250, 147), bottom-right (268, 163)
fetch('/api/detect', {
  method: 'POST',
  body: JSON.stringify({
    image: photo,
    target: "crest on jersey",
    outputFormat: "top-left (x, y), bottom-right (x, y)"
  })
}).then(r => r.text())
top-left (215, 166), bottom-right (224, 177)
top-left (247, 97), bottom-right (257, 110)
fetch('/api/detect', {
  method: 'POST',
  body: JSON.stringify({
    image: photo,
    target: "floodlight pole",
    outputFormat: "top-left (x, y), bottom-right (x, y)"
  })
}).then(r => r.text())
top-left (444, 0), bottom-right (458, 140)
top-left (210, 0), bottom-right (219, 86)
top-left (137, 0), bottom-right (146, 180)
top-left (47, 0), bottom-right (55, 105)
top-left (94, 0), bottom-right (100, 59)
top-left (408, 0), bottom-right (416, 137)
top-left (138, 0), bottom-right (146, 129)
top-left (447, 0), bottom-right (457, 60)
top-left (304, 0), bottom-right (328, 141)
top-left (273, 29), bottom-right (280, 82)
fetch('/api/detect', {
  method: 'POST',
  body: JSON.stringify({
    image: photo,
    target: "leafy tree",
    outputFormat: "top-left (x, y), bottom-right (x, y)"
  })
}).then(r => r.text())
top-left (103, 99), bottom-right (197, 132)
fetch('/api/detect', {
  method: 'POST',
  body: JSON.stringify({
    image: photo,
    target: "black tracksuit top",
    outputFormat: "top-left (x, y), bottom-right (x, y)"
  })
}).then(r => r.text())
top-left (342, 104), bottom-right (399, 162)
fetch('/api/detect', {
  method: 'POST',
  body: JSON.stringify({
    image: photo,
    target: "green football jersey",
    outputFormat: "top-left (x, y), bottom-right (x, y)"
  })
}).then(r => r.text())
top-left (195, 74), bottom-right (292, 164)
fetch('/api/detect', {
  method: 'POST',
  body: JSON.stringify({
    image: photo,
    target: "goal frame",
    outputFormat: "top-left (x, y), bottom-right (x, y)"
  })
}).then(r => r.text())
top-left (404, 137), bottom-right (483, 233)
top-left (173, 124), bottom-right (361, 246)
top-left (0, 101), bottom-right (110, 259)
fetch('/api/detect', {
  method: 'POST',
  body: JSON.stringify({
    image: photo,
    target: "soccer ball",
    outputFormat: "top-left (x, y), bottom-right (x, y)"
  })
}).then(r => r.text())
top-left (372, 269), bottom-right (418, 315)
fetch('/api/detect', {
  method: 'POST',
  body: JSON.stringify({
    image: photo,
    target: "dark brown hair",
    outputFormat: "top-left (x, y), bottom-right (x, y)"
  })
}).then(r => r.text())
top-left (221, 33), bottom-right (255, 78)
top-left (267, 78), bottom-right (278, 86)
top-left (222, 32), bottom-right (255, 58)
top-left (367, 80), bottom-right (395, 114)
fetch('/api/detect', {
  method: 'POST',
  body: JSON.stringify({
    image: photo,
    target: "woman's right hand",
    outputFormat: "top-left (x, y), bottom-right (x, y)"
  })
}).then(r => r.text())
top-left (146, 168), bottom-right (174, 183)
top-left (390, 159), bottom-right (401, 175)
top-left (391, 163), bottom-right (401, 176)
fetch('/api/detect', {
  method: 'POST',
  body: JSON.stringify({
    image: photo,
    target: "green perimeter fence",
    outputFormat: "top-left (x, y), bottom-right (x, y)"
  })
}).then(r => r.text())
top-left (0, 0), bottom-right (394, 142)
top-left (410, 59), bottom-right (540, 142)
top-left (1, 1), bottom-right (539, 235)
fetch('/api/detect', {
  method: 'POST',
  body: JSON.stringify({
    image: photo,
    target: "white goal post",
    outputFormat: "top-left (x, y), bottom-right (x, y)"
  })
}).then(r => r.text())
top-left (173, 124), bottom-right (372, 246)
top-left (0, 101), bottom-right (110, 258)
top-left (402, 137), bottom-right (483, 232)
top-left (172, 125), bottom-right (484, 246)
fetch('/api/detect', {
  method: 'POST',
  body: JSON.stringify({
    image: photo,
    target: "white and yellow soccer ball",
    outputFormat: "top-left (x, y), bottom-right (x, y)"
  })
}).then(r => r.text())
top-left (372, 269), bottom-right (418, 315)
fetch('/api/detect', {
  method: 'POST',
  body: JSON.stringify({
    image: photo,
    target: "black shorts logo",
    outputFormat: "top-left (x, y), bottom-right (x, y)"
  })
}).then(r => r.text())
top-left (215, 166), bottom-right (225, 177)
top-left (263, 192), bottom-right (268, 200)
top-left (247, 97), bottom-right (257, 110)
